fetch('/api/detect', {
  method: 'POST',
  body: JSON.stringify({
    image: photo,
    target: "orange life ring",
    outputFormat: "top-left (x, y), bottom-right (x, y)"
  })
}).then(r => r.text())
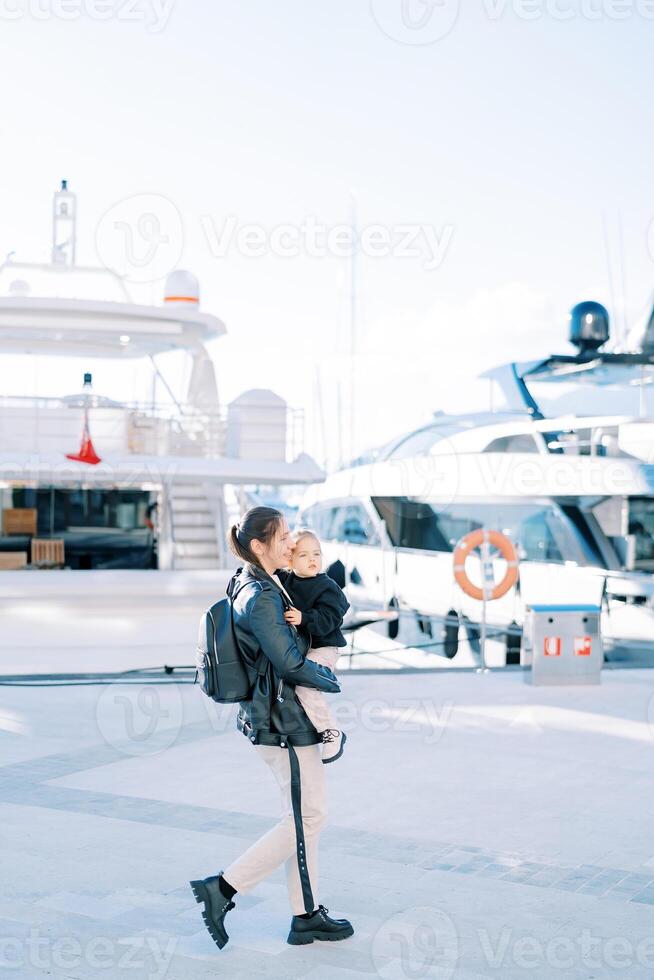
top-left (453, 529), bottom-right (519, 601)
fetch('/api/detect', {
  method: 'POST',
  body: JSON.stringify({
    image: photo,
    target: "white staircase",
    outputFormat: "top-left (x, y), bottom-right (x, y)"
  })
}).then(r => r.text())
top-left (169, 483), bottom-right (220, 570)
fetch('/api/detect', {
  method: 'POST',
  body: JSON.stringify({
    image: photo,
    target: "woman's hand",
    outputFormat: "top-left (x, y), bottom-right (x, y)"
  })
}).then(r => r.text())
top-left (284, 606), bottom-right (302, 626)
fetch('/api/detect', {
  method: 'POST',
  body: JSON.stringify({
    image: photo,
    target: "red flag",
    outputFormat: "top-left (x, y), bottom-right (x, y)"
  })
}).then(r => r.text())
top-left (66, 411), bottom-right (101, 465)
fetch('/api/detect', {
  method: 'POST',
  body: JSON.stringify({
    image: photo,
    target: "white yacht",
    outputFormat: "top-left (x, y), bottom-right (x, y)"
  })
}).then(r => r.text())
top-left (298, 301), bottom-right (654, 665)
top-left (0, 182), bottom-right (322, 587)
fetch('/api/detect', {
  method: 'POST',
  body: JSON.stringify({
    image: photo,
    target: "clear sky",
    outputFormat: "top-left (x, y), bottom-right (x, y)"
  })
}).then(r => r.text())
top-left (1, 0), bottom-right (653, 470)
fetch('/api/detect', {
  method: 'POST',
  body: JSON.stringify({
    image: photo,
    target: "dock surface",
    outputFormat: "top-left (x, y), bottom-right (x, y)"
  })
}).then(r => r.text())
top-left (2, 662), bottom-right (654, 978)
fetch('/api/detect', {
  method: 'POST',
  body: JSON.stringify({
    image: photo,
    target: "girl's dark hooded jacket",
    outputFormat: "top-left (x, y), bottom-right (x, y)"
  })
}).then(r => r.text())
top-left (275, 569), bottom-right (350, 648)
top-left (231, 562), bottom-right (340, 748)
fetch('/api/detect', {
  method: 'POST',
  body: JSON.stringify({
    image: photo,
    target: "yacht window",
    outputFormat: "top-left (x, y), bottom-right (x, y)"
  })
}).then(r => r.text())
top-left (386, 424), bottom-right (466, 460)
top-left (371, 496), bottom-right (586, 565)
top-left (298, 503), bottom-right (338, 540)
top-left (330, 504), bottom-right (379, 545)
top-left (10, 486), bottom-right (151, 533)
top-left (371, 497), bottom-right (451, 551)
top-left (558, 504), bottom-right (606, 566)
top-left (518, 510), bottom-right (564, 563)
top-left (483, 434), bottom-right (539, 453)
top-left (628, 497), bottom-right (654, 571)
top-left (5, 487), bottom-right (156, 570)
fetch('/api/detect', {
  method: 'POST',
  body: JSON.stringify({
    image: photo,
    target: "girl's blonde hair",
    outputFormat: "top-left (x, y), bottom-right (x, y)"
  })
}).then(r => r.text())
top-left (292, 527), bottom-right (321, 550)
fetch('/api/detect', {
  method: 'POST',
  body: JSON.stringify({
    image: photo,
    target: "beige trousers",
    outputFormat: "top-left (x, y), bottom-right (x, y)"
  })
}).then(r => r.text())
top-left (294, 646), bottom-right (341, 734)
top-left (222, 742), bottom-right (327, 915)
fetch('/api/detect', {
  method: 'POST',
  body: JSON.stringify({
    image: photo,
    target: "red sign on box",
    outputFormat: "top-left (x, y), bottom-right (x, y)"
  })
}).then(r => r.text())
top-left (544, 636), bottom-right (562, 657)
top-left (574, 636), bottom-right (592, 656)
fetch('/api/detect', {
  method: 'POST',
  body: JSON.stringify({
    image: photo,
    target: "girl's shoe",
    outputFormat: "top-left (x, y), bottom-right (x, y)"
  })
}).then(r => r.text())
top-left (189, 871), bottom-right (235, 949)
top-left (321, 729), bottom-right (347, 763)
top-left (287, 904), bottom-right (354, 944)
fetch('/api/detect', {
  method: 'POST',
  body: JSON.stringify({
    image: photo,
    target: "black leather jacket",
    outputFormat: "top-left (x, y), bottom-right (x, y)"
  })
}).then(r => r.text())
top-left (231, 562), bottom-right (341, 747)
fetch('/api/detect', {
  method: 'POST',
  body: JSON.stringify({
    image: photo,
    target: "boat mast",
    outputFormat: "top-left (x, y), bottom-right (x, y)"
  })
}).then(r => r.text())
top-left (52, 179), bottom-right (77, 266)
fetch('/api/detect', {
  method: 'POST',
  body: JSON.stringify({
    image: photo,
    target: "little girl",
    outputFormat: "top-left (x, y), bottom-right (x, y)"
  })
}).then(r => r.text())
top-left (274, 529), bottom-right (349, 763)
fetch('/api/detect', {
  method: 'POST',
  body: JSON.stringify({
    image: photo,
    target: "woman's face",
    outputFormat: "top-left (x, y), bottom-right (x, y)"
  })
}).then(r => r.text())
top-left (257, 517), bottom-right (295, 569)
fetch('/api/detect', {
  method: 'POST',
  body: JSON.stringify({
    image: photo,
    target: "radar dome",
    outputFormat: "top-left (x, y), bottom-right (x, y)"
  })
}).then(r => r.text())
top-left (164, 269), bottom-right (199, 308)
top-left (568, 301), bottom-right (610, 353)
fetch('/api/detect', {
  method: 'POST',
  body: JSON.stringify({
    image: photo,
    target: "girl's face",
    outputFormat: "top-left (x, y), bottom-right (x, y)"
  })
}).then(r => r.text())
top-left (290, 535), bottom-right (322, 577)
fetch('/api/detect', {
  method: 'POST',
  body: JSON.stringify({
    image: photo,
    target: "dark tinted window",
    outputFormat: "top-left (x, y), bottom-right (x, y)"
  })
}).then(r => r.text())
top-left (331, 504), bottom-right (379, 545)
top-left (629, 497), bottom-right (654, 569)
top-left (11, 487), bottom-right (151, 533)
top-left (299, 502), bottom-right (379, 545)
top-left (372, 496), bottom-right (573, 563)
top-left (371, 497), bottom-right (451, 551)
top-left (298, 504), bottom-right (337, 540)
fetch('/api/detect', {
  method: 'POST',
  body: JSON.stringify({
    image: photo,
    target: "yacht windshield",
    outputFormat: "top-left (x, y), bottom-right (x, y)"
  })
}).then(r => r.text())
top-left (523, 362), bottom-right (654, 418)
top-left (384, 422), bottom-right (477, 459)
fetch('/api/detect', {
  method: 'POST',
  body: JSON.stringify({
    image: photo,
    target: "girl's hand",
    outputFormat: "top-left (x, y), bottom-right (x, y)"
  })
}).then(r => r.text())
top-left (284, 607), bottom-right (302, 626)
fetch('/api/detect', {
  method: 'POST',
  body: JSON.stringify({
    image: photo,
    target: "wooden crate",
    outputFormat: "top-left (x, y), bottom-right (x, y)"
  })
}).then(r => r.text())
top-left (0, 552), bottom-right (28, 569)
top-left (2, 508), bottom-right (38, 536)
top-left (31, 539), bottom-right (65, 567)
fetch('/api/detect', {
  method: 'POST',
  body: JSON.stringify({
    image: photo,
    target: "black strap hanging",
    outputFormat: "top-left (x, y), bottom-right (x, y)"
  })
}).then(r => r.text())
top-left (286, 742), bottom-right (315, 914)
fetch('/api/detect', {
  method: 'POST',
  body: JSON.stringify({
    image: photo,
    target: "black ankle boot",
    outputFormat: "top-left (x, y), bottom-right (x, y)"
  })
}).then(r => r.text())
top-left (287, 904), bottom-right (354, 945)
top-left (189, 870), bottom-right (236, 950)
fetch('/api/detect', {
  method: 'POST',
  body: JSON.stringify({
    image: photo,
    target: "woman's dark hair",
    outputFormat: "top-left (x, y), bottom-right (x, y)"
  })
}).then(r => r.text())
top-left (228, 506), bottom-right (284, 569)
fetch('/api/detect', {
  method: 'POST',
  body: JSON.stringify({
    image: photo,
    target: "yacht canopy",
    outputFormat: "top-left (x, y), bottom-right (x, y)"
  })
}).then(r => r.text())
top-left (0, 297), bottom-right (226, 357)
top-left (0, 450), bottom-right (324, 487)
top-left (303, 453), bottom-right (654, 504)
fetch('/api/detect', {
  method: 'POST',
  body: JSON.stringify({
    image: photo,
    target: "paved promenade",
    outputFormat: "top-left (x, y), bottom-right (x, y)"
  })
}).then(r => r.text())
top-left (2, 663), bottom-right (654, 978)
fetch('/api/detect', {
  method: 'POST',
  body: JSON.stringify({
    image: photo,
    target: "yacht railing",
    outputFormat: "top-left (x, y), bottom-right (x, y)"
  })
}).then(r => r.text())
top-left (0, 395), bottom-right (306, 461)
top-left (544, 425), bottom-right (627, 457)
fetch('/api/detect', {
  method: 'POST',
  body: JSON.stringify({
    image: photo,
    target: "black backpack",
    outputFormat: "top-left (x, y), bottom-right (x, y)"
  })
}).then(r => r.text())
top-left (194, 572), bottom-right (254, 704)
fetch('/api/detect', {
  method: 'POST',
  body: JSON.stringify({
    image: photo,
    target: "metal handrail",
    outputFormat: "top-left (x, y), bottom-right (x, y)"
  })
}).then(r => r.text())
top-left (0, 395), bottom-right (306, 460)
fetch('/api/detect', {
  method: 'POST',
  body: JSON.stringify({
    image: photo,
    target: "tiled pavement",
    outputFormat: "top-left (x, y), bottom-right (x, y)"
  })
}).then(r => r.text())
top-left (3, 668), bottom-right (654, 978)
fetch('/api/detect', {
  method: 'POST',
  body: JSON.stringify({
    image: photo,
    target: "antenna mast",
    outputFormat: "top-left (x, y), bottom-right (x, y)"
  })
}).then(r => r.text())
top-left (52, 179), bottom-right (77, 266)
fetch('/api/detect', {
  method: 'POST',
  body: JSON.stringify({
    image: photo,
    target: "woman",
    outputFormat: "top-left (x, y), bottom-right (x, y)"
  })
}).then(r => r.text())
top-left (189, 506), bottom-right (354, 948)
